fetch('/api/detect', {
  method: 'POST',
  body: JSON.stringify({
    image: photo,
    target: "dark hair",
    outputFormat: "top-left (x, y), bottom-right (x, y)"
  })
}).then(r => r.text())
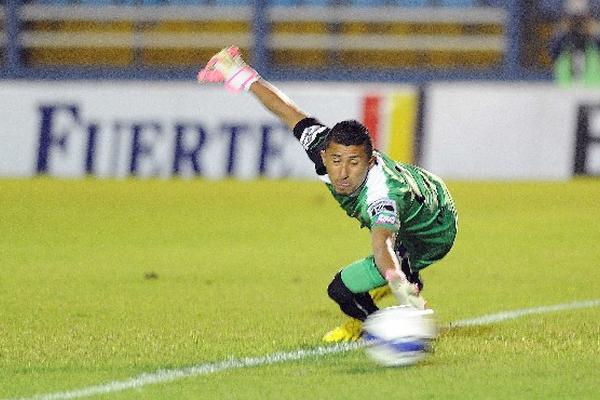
top-left (325, 120), bottom-right (373, 158)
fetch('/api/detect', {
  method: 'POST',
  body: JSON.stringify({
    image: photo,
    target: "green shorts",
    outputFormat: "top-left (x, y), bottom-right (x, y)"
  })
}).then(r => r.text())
top-left (340, 217), bottom-right (457, 294)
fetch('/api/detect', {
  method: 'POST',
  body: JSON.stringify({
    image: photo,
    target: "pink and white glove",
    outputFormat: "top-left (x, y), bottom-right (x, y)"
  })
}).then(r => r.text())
top-left (197, 46), bottom-right (259, 93)
top-left (385, 268), bottom-right (427, 310)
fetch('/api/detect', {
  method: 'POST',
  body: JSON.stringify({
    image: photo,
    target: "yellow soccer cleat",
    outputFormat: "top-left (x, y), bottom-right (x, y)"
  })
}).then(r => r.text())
top-left (369, 286), bottom-right (391, 302)
top-left (322, 318), bottom-right (363, 343)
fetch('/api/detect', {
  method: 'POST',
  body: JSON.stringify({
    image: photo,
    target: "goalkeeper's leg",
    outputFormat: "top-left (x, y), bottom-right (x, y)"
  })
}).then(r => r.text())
top-left (323, 256), bottom-right (387, 343)
top-left (326, 272), bottom-right (379, 321)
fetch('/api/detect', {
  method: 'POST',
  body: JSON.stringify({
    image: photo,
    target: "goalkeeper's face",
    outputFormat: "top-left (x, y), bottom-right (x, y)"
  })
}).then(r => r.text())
top-left (321, 142), bottom-right (374, 195)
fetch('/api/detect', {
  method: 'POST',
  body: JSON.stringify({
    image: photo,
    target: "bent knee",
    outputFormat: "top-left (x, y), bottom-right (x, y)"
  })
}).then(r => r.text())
top-left (327, 272), bottom-right (353, 303)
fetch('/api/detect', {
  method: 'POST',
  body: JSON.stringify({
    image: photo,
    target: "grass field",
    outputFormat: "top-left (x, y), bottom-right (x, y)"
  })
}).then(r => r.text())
top-left (1, 178), bottom-right (599, 399)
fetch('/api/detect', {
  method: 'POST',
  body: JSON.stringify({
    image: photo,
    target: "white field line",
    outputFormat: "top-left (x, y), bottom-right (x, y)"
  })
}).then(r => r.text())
top-left (8, 299), bottom-right (600, 400)
top-left (449, 299), bottom-right (600, 328)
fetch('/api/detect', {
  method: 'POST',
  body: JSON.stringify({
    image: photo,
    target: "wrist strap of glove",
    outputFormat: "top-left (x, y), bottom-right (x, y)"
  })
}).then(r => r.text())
top-left (224, 66), bottom-right (259, 93)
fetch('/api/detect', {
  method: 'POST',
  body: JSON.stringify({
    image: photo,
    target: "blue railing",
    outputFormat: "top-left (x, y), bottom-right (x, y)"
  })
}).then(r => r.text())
top-left (0, 0), bottom-right (552, 82)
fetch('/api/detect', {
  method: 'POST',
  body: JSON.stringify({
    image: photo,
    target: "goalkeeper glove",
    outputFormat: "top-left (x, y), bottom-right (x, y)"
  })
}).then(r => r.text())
top-left (385, 269), bottom-right (427, 310)
top-left (197, 46), bottom-right (260, 93)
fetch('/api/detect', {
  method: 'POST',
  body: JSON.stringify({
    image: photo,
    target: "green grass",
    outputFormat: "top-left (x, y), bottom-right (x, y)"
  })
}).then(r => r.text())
top-left (1, 178), bottom-right (599, 399)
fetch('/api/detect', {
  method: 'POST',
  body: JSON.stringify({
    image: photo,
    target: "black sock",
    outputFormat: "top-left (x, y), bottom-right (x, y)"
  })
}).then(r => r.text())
top-left (327, 272), bottom-right (379, 321)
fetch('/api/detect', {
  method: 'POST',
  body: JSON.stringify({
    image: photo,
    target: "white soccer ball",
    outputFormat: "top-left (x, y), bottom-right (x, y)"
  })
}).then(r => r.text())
top-left (363, 305), bottom-right (437, 367)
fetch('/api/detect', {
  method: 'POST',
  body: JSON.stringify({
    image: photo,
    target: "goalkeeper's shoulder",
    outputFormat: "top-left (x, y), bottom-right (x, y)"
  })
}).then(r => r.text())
top-left (292, 118), bottom-right (328, 146)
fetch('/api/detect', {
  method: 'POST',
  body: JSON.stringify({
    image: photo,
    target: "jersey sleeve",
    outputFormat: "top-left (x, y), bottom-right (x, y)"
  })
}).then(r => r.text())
top-left (367, 197), bottom-right (401, 232)
top-left (293, 117), bottom-right (329, 176)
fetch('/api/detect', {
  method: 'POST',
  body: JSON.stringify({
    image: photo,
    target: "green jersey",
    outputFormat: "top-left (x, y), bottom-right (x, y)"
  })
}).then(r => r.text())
top-left (293, 118), bottom-right (457, 270)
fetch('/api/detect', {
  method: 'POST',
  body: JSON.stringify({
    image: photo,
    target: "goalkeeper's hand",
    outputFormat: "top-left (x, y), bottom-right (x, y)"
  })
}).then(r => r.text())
top-left (385, 269), bottom-right (427, 310)
top-left (197, 46), bottom-right (260, 93)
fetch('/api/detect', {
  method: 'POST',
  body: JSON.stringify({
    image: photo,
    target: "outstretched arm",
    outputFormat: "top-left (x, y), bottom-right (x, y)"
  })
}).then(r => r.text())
top-left (248, 79), bottom-right (308, 130)
top-left (197, 46), bottom-right (307, 129)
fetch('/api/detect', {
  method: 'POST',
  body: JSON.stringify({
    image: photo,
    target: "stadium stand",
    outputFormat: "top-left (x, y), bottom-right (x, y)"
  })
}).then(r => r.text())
top-left (0, 3), bottom-right (4, 66)
top-left (349, 1), bottom-right (427, 6)
top-left (17, 0), bottom-right (505, 71)
top-left (20, 2), bottom-right (252, 67)
top-left (269, 3), bottom-right (505, 69)
top-left (441, 0), bottom-right (477, 6)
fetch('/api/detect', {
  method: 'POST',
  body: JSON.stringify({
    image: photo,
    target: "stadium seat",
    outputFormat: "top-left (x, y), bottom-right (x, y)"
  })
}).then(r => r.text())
top-left (395, 0), bottom-right (429, 6)
top-left (28, 0), bottom-right (80, 4)
top-left (141, 17), bottom-right (250, 66)
top-left (212, 0), bottom-right (252, 5)
top-left (138, 0), bottom-right (170, 5)
top-left (163, 0), bottom-right (249, 4)
top-left (299, 0), bottom-right (331, 5)
top-left (269, 0), bottom-right (297, 5)
top-left (161, 0), bottom-right (200, 4)
top-left (537, 0), bottom-right (562, 12)
top-left (439, 0), bottom-right (476, 6)
top-left (350, 0), bottom-right (429, 6)
top-left (76, 0), bottom-right (136, 5)
top-left (349, 0), bottom-right (388, 6)
top-left (484, 0), bottom-right (506, 6)
top-left (270, 0), bottom-right (330, 5)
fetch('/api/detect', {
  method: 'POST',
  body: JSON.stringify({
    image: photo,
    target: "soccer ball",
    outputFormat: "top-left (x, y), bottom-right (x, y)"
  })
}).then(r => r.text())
top-left (363, 305), bottom-right (437, 367)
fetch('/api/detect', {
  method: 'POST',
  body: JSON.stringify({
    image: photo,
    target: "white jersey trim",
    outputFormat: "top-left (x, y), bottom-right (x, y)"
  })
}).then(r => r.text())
top-left (366, 156), bottom-right (391, 206)
top-left (365, 157), bottom-right (399, 229)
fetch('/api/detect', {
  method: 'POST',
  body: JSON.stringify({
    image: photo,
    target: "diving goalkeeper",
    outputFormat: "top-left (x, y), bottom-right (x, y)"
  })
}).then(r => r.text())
top-left (198, 47), bottom-right (458, 343)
